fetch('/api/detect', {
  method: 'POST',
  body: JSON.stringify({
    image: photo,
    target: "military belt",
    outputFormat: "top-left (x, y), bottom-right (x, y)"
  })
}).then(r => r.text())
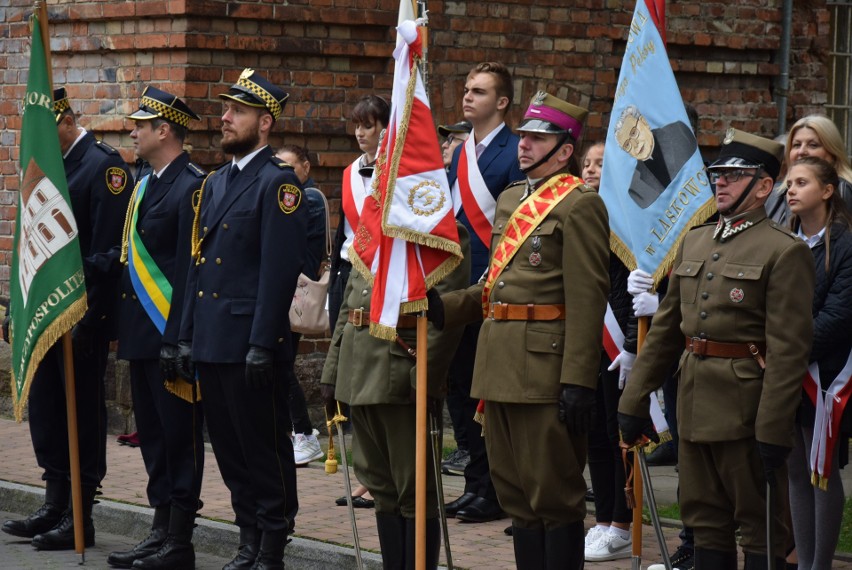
top-left (348, 309), bottom-right (418, 329)
top-left (488, 303), bottom-right (565, 321)
top-left (685, 336), bottom-right (766, 369)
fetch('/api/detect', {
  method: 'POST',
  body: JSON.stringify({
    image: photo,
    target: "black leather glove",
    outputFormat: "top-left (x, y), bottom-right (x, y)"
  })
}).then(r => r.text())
top-left (321, 384), bottom-right (337, 415)
top-left (245, 345), bottom-right (274, 388)
top-left (2, 315), bottom-right (9, 344)
top-left (72, 323), bottom-right (95, 359)
top-left (558, 384), bottom-right (596, 434)
top-left (758, 441), bottom-right (791, 488)
top-left (617, 412), bottom-right (660, 446)
top-left (175, 341), bottom-right (195, 381)
top-left (425, 288), bottom-right (444, 331)
top-left (159, 344), bottom-right (180, 382)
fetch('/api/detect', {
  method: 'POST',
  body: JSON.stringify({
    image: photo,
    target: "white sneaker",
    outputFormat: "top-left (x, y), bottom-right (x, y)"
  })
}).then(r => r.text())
top-left (584, 526), bottom-right (607, 550)
top-left (584, 530), bottom-right (632, 562)
top-left (293, 429), bottom-right (324, 465)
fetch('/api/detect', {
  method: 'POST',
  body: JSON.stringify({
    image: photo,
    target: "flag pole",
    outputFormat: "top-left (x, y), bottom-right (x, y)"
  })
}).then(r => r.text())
top-left (630, 317), bottom-right (649, 569)
top-left (415, 314), bottom-right (428, 570)
top-left (35, 1), bottom-right (86, 559)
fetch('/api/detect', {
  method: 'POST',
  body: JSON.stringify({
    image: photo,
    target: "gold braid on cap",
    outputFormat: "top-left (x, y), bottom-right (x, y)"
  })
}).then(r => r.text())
top-left (53, 98), bottom-right (70, 115)
top-left (236, 68), bottom-right (284, 121)
top-left (140, 94), bottom-right (193, 127)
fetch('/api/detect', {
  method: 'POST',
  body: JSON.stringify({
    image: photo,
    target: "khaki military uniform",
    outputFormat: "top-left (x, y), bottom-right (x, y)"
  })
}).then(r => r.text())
top-left (619, 207), bottom-right (814, 556)
top-left (442, 175), bottom-right (610, 529)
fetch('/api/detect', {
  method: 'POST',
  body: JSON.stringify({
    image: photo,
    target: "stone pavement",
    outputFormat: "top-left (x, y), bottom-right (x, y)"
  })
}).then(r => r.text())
top-left (0, 417), bottom-right (850, 569)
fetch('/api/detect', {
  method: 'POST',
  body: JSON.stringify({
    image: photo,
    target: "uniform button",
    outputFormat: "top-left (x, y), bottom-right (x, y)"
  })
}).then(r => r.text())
top-left (362, 289), bottom-right (368, 295)
top-left (200, 257), bottom-right (206, 264)
top-left (720, 238), bottom-right (726, 243)
top-left (203, 226), bottom-right (208, 233)
top-left (712, 253), bottom-right (719, 261)
top-left (497, 281), bottom-right (505, 288)
top-left (701, 292), bottom-right (709, 299)
top-left (685, 268), bottom-right (692, 273)
top-left (140, 229), bottom-right (145, 235)
top-left (706, 272), bottom-right (714, 280)
top-left (223, 223), bottom-right (229, 230)
top-left (132, 294), bottom-right (137, 300)
top-left (278, 337), bottom-right (284, 343)
top-left (121, 293), bottom-right (126, 299)
top-left (737, 271), bottom-right (744, 277)
top-left (198, 291), bottom-right (204, 298)
top-left (700, 311), bottom-right (707, 319)
top-left (101, 315), bottom-right (106, 320)
top-left (551, 342), bottom-right (558, 349)
top-left (216, 258), bottom-right (222, 265)
top-left (212, 293), bottom-right (219, 299)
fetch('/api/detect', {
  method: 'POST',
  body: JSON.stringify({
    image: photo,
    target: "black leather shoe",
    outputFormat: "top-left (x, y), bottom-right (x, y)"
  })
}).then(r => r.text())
top-left (108, 528), bottom-right (167, 568)
top-left (456, 497), bottom-right (505, 523)
top-left (444, 492), bottom-right (477, 518)
top-left (31, 511), bottom-right (95, 550)
top-left (2, 503), bottom-right (64, 538)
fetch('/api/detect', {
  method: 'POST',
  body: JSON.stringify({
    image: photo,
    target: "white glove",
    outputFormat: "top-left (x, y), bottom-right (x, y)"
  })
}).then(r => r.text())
top-left (607, 351), bottom-right (637, 389)
top-left (633, 292), bottom-right (660, 317)
top-left (627, 269), bottom-right (654, 296)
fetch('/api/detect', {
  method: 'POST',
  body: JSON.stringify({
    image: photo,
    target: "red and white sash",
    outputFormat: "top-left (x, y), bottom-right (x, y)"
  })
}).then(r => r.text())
top-left (452, 135), bottom-right (497, 247)
top-left (803, 349), bottom-right (852, 489)
top-left (342, 159), bottom-right (370, 230)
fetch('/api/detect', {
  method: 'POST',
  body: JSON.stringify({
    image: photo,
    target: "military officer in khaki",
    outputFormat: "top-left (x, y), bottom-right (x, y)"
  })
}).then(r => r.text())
top-left (320, 225), bottom-right (470, 569)
top-left (618, 129), bottom-right (815, 569)
top-left (435, 92), bottom-right (610, 569)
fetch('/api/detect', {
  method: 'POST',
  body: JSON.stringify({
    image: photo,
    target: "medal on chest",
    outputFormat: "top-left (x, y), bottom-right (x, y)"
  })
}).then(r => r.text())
top-left (529, 236), bottom-right (542, 267)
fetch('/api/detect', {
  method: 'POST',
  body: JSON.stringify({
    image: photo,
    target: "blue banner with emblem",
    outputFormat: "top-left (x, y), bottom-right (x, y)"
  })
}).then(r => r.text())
top-left (599, 0), bottom-right (715, 285)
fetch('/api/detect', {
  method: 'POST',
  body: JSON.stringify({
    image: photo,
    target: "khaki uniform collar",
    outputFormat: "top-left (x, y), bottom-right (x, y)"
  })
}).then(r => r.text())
top-left (713, 208), bottom-right (766, 241)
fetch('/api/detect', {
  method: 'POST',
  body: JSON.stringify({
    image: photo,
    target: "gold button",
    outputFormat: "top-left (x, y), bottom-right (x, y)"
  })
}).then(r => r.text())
top-left (198, 291), bottom-right (204, 298)
top-left (216, 258), bottom-right (222, 265)
top-left (203, 226), bottom-right (208, 233)
top-left (121, 293), bottom-right (126, 299)
top-left (223, 223), bottom-right (229, 230)
top-left (140, 229), bottom-right (145, 235)
top-left (132, 294), bottom-right (137, 300)
top-left (278, 337), bottom-right (284, 343)
top-left (201, 257), bottom-right (206, 264)
top-left (212, 293), bottom-right (219, 299)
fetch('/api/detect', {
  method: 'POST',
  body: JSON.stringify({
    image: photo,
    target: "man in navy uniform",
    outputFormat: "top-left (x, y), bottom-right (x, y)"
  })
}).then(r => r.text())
top-left (1, 88), bottom-right (133, 550)
top-left (106, 87), bottom-right (206, 570)
top-left (174, 69), bottom-right (307, 570)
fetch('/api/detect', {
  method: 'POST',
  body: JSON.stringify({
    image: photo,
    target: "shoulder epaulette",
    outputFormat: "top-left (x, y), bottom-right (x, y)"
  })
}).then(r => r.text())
top-left (507, 179), bottom-right (526, 188)
top-left (94, 139), bottom-right (119, 155)
top-left (186, 162), bottom-right (206, 177)
top-left (577, 183), bottom-right (597, 193)
top-left (767, 219), bottom-right (799, 239)
top-left (271, 156), bottom-right (294, 170)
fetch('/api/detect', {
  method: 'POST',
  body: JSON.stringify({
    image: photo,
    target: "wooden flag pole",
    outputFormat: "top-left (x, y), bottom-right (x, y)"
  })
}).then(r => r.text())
top-left (415, 314), bottom-right (428, 570)
top-left (36, 1), bottom-right (85, 559)
top-left (630, 316), bottom-right (650, 569)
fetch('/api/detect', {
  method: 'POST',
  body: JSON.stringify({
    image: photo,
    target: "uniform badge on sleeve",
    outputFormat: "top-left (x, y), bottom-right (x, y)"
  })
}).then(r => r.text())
top-left (106, 167), bottom-right (127, 195)
top-left (278, 184), bottom-right (301, 214)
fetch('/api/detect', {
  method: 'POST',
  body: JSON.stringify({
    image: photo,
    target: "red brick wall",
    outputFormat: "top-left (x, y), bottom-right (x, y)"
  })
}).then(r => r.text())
top-left (0, 0), bottom-right (833, 301)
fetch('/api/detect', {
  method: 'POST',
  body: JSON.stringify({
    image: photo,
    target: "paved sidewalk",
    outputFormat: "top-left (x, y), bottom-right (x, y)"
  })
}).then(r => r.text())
top-left (0, 417), bottom-right (849, 569)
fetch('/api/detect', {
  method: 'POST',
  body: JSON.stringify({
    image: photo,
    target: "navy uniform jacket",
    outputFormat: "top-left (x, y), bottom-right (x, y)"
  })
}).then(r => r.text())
top-left (65, 132), bottom-right (133, 339)
top-left (117, 153), bottom-right (206, 360)
top-left (179, 146), bottom-right (308, 364)
top-left (447, 125), bottom-right (524, 283)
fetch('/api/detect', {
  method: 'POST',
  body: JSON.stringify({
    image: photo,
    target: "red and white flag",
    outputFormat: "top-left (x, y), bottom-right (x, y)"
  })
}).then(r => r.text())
top-left (350, 18), bottom-right (462, 341)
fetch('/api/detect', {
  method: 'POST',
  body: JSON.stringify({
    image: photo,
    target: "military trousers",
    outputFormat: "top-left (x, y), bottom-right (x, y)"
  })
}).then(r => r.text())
top-left (484, 401), bottom-right (587, 529)
top-left (28, 336), bottom-right (109, 488)
top-left (679, 437), bottom-right (789, 557)
top-left (129, 359), bottom-right (205, 512)
top-left (197, 363), bottom-right (297, 532)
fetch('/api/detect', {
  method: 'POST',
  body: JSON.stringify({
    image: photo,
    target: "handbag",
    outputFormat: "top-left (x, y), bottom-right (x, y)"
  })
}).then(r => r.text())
top-left (289, 187), bottom-right (333, 335)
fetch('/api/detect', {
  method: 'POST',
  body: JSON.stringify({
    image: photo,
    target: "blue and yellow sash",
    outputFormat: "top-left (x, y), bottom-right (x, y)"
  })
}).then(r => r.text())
top-left (121, 175), bottom-right (172, 333)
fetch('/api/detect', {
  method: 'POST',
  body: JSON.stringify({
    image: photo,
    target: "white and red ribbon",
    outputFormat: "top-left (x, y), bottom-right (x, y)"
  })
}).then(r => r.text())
top-left (451, 136), bottom-right (497, 247)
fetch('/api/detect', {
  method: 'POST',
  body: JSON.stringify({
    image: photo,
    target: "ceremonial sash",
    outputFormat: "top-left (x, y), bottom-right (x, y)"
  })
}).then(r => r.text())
top-left (341, 159), bottom-right (368, 235)
top-left (482, 174), bottom-right (582, 315)
top-left (803, 349), bottom-right (852, 489)
top-left (123, 175), bottom-right (172, 333)
top-left (452, 135), bottom-right (497, 246)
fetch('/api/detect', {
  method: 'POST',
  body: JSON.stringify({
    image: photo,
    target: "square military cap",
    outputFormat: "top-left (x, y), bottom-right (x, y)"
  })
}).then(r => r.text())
top-left (518, 91), bottom-right (588, 139)
top-left (53, 87), bottom-right (71, 123)
top-left (438, 120), bottom-right (472, 138)
top-left (219, 68), bottom-right (289, 121)
top-left (127, 86), bottom-right (200, 128)
top-left (709, 128), bottom-right (785, 180)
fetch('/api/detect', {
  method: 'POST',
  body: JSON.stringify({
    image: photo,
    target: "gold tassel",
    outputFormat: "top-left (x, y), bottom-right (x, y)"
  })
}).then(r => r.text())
top-left (324, 408), bottom-right (338, 474)
top-left (164, 378), bottom-right (202, 403)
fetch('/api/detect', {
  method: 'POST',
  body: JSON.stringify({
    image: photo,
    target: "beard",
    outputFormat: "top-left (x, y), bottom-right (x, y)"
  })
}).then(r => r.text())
top-left (222, 126), bottom-right (261, 158)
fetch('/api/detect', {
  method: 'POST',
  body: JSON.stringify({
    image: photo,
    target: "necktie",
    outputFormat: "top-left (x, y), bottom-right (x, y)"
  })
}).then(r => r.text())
top-left (211, 165), bottom-right (238, 210)
top-left (228, 164), bottom-right (240, 185)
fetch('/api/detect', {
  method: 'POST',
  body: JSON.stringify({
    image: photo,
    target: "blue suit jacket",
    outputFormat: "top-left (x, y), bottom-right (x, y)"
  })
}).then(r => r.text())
top-left (447, 125), bottom-right (524, 283)
top-left (179, 146), bottom-right (308, 364)
top-left (117, 153), bottom-right (205, 360)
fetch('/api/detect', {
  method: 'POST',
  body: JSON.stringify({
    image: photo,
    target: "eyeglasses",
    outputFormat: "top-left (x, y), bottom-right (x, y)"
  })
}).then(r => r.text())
top-left (446, 134), bottom-right (467, 145)
top-left (708, 168), bottom-right (757, 185)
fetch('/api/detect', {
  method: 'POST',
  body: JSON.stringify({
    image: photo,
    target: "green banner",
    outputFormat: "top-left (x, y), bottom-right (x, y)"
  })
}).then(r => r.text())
top-left (10, 12), bottom-right (86, 421)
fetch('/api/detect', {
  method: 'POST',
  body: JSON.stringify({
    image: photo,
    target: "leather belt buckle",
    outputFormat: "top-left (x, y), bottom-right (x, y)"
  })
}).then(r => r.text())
top-left (351, 308), bottom-right (365, 328)
top-left (526, 304), bottom-right (535, 320)
top-left (489, 303), bottom-right (500, 321)
top-left (689, 336), bottom-right (707, 357)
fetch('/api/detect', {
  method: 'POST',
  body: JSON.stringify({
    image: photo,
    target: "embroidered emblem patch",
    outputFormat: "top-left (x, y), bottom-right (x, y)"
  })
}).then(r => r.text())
top-left (729, 288), bottom-right (744, 303)
top-left (407, 180), bottom-right (445, 217)
top-left (277, 184), bottom-right (301, 214)
top-left (106, 167), bottom-right (127, 195)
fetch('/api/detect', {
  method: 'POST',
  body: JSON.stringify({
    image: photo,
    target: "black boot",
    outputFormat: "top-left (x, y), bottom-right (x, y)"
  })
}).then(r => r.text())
top-left (31, 485), bottom-right (97, 550)
top-left (108, 504), bottom-right (170, 568)
top-left (694, 547), bottom-right (738, 570)
top-left (743, 551), bottom-right (787, 570)
top-left (2, 479), bottom-right (69, 538)
top-left (545, 521), bottom-right (584, 570)
top-left (403, 517), bottom-right (440, 570)
top-left (250, 529), bottom-right (288, 570)
top-left (375, 513), bottom-right (406, 570)
top-left (132, 505), bottom-right (196, 569)
top-left (223, 526), bottom-right (261, 570)
top-left (511, 525), bottom-right (546, 570)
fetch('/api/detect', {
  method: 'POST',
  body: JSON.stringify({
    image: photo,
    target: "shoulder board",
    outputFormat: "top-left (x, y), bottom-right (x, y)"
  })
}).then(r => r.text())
top-left (94, 140), bottom-right (119, 155)
top-left (576, 183), bottom-right (597, 193)
top-left (767, 219), bottom-right (799, 239)
top-left (271, 157), bottom-right (295, 170)
top-left (185, 162), bottom-right (206, 177)
top-left (507, 179), bottom-right (526, 188)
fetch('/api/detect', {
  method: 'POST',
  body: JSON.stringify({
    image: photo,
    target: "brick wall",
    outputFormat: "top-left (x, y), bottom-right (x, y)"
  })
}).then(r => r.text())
top-left (0, 0), bottom-right (833, 305)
